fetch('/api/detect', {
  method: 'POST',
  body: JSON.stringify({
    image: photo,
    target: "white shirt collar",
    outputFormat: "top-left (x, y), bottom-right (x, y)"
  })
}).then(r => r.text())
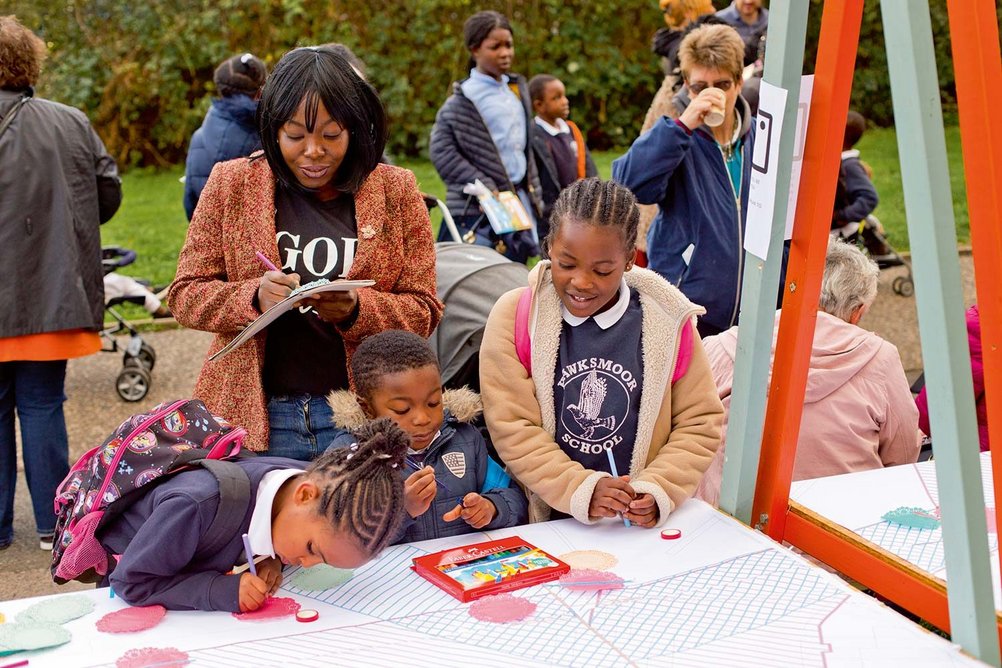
top-left (534, 116), bottom-right (570, 136)
top-left (246, 468), bottom-right (303, 560)
top-left (841, 149), bottom-right (860, 159)
top-left (561, 277), bottom-right (631, 330)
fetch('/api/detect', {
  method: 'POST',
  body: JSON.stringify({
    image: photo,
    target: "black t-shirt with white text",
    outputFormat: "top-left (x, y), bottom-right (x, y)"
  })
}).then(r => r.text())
top-left (553, 291), bottom-right (644, 476)
top-left (263, 186), bottom-right (358, 396)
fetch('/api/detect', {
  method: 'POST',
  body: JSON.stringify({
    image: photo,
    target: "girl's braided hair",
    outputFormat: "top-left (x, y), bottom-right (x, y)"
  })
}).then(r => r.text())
top-left (305, 417), bottom-right (408, 556)
top-left (544, 177), bottom-right (640, 257)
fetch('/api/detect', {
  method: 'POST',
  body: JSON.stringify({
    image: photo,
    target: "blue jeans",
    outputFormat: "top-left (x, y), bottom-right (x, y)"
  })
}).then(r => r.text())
top-left (0, 360), bottom-right (71, 544)
top-left (266, 394), bottom-right (347, 462)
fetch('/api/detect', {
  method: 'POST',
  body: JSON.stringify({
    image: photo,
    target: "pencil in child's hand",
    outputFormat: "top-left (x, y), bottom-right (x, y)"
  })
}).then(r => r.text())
top-left (404, 456), bottom-right (448, 491)
top-left (604, 446), bottom-right (632, 528)
top-left (242, 533), bottom-right (257, 577)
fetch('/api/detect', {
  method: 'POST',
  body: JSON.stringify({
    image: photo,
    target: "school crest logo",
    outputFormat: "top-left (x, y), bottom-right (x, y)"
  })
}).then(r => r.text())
top-left (558, 360), bottom-right (637, 455)
top-left (568, 370), bottom-right (617, 440)
top-left (441, 452), bottom-right (467, 479)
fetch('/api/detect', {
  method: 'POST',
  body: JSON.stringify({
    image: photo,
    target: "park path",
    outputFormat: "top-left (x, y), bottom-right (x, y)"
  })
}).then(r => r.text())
top-left (0, 251), bottom-right (976, 601)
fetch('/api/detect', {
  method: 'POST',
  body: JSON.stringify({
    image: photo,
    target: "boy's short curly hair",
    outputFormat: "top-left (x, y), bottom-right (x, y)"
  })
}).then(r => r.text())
top-left (351, 330), bottom-right (440, 400)
top-left (678, 23), bottom-right (745, 82)
top-left (0, 16), bottom-right (47, 89)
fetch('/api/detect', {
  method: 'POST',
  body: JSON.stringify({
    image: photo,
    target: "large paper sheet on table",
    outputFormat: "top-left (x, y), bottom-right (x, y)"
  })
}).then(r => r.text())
top-left (0, 500), bottom-right (982, 667)
top-left (791, 452), bottom-right (1000, 607)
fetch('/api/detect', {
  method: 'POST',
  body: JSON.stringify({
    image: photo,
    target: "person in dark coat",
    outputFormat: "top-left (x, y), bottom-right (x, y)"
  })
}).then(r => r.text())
top-left (613, 24), bottom-right (759, 338)
top-left (428, 11), bottom-right (544, 264)
top-left (0, 16), bottom-right (121, 551)
top-left (183, 53), bottom-right (267, 220)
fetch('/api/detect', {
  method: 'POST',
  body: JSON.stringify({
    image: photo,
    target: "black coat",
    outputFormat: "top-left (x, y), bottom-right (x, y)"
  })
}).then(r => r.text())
top-left (531, 122), bottom-right (598, 231)
top-left (0, 88), bottom-right (121, 339)
top-left (428, 74), bottom-right (543, 219)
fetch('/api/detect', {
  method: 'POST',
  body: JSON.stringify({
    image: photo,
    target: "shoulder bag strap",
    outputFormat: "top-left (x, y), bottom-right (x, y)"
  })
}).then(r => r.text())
top-left (0, 95), bottom-right (29, 141)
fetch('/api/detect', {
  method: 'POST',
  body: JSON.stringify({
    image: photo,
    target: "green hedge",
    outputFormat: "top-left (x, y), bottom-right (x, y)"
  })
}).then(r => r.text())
top-left (10, 1), bottom-right (998, 167)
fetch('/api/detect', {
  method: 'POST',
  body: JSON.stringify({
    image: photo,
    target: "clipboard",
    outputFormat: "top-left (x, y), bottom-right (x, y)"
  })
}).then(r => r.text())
top-left (208, 279), bottom-right (375, 361)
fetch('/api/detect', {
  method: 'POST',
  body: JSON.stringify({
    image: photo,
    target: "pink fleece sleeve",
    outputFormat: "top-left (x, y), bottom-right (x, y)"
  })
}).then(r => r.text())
top-left (672, 320), bottom-right (694, 385)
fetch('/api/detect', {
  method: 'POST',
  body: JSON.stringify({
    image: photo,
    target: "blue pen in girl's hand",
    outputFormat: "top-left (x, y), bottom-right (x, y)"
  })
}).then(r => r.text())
top-left (242, 533), bottom-right (257, 577)
top-left (605, 446), bottom-right (631, 528)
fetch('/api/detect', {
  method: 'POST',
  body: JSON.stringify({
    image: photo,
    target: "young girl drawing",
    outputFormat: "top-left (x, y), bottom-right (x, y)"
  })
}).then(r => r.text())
top-left (428, 10), bottom-right (544, 263)
top-left (480, 178), bottom-right (723, 528)
top-left (100, 419), bottom-right (408, 612)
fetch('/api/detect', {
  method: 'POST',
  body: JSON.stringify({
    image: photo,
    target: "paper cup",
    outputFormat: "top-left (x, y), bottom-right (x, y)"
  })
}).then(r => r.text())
top-left (704, 107), bottom-right (725, 127)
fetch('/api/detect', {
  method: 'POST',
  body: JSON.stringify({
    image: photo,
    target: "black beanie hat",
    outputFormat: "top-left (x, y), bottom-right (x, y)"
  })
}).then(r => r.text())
top-left (213, 53), bottom-right (267, 97)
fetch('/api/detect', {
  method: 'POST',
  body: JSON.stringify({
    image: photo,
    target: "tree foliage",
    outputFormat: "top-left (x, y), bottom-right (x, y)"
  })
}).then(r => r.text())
top-left (8, 0), bottom-right (997, 168)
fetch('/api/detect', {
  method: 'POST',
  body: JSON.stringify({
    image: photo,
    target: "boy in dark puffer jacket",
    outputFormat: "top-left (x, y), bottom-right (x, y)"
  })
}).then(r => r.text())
top-left (327, 331), bottom-right (528, 544)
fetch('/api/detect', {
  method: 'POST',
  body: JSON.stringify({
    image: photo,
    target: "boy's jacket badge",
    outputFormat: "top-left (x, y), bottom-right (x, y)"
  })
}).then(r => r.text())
top-left (442, 452), bottom-right (466, 478)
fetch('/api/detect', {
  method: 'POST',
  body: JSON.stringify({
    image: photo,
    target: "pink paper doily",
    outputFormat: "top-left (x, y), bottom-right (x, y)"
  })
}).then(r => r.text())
top-left (468, 594), bottom-right (536, 623)
top-left (231, 596), bottom-right (300, 622)
top-left (97, 605), bottom-right (167, 633)
top-left (558, 568), bottom-right (626, 591)
top-left (116, 647), bottom-right (189, 668)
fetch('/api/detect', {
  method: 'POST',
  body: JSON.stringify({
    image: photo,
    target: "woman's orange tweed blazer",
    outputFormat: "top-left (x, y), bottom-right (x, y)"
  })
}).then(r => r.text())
top-left (169, 157), bottom-right (443, 450)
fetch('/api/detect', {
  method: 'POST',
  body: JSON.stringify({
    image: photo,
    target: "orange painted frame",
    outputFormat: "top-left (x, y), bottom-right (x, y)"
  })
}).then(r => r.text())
top-left (748, 0), bottom-right (1002, 645)
top-left (750, 0), bottom-right (864, 540)
top-left (946, 0), bottom-right (1002, 543)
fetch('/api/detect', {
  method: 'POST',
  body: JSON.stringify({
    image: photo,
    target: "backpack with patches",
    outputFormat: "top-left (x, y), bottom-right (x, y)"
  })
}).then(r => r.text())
top-left (51, 399), bottom-right (251, 585)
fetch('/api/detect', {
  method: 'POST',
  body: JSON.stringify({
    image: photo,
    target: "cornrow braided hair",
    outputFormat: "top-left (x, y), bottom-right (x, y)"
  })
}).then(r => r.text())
top-left (351, 330), bottom-right (439, 402)
top-left (544, 177), bottom-right (640, 257)
top-left (305, 417), bottom-right (408, 556)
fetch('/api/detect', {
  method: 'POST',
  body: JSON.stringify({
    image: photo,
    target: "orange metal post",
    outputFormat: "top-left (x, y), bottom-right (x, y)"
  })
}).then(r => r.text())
top-left (945, 0), bottom-right (1002, 546)
top-left (751, 0), bottom-right (864, 540)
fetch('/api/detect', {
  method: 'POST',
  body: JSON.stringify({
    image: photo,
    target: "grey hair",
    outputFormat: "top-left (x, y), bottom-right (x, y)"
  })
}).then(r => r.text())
top-left (818, 238), bottom-right (880, 322)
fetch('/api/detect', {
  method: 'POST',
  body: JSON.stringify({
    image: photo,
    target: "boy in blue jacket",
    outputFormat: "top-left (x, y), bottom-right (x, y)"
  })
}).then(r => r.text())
top-left (613, 24), bottom-right (756, 338)
top-left (327, 330), bottom-right (528, 543)
top-left (831, 110), bottom-right (879, 236)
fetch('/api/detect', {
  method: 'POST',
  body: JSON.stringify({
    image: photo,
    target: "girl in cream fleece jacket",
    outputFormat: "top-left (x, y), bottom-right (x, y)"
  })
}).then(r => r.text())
top-left (480, 178), bottom-right (723, 528)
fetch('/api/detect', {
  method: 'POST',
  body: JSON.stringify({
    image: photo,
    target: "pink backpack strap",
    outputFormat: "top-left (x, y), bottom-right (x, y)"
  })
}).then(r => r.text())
top-left (514, 287), bottom-right (533, 376)
top-left (671, 319), bottom-right (694, 385)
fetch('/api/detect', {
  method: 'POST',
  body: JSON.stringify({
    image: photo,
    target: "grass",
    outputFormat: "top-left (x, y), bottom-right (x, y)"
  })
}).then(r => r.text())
top-left (106, 127), bottom-right (968, 294)
top-left (855, 125), bottom-right (970, 251)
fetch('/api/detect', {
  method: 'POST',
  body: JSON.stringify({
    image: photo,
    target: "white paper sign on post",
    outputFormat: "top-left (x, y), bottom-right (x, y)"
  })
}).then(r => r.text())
top-left (744, 80), bottom-right (788, 261)
top-left (785, 75), bottom-right (814, 239)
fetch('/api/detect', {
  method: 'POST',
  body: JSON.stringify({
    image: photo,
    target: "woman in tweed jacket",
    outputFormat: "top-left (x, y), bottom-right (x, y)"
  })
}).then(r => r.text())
top-left (170, 47), bottom-right (442, 456)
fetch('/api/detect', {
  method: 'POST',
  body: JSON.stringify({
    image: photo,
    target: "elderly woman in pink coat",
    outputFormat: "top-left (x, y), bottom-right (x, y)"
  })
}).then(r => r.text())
top-left (695, 238), bottom-right (921, 506)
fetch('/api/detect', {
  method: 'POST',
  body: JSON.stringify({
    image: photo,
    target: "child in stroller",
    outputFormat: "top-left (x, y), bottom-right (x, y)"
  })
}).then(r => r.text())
top-left (831, 111), bottom-right (914, 297)
top-left (101, 246), bottom-right (166, 401)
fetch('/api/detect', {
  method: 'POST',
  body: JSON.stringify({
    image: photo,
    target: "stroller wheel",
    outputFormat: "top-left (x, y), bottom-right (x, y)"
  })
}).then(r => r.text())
top-left (116, 365), bottom-right (151, 402)
top-left (892, 275), bottom-right (915, 298)
top-left (123, 343), bottom-right (156, 371)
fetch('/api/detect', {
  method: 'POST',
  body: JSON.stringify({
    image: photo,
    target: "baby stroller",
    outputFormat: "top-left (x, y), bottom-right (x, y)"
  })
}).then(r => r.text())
top-left (838, 214), bottom-right (915, 297)
top-left (428, 194), bottom-right (530, 391)
top-left (101, 246), bottom-right (158, 402)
